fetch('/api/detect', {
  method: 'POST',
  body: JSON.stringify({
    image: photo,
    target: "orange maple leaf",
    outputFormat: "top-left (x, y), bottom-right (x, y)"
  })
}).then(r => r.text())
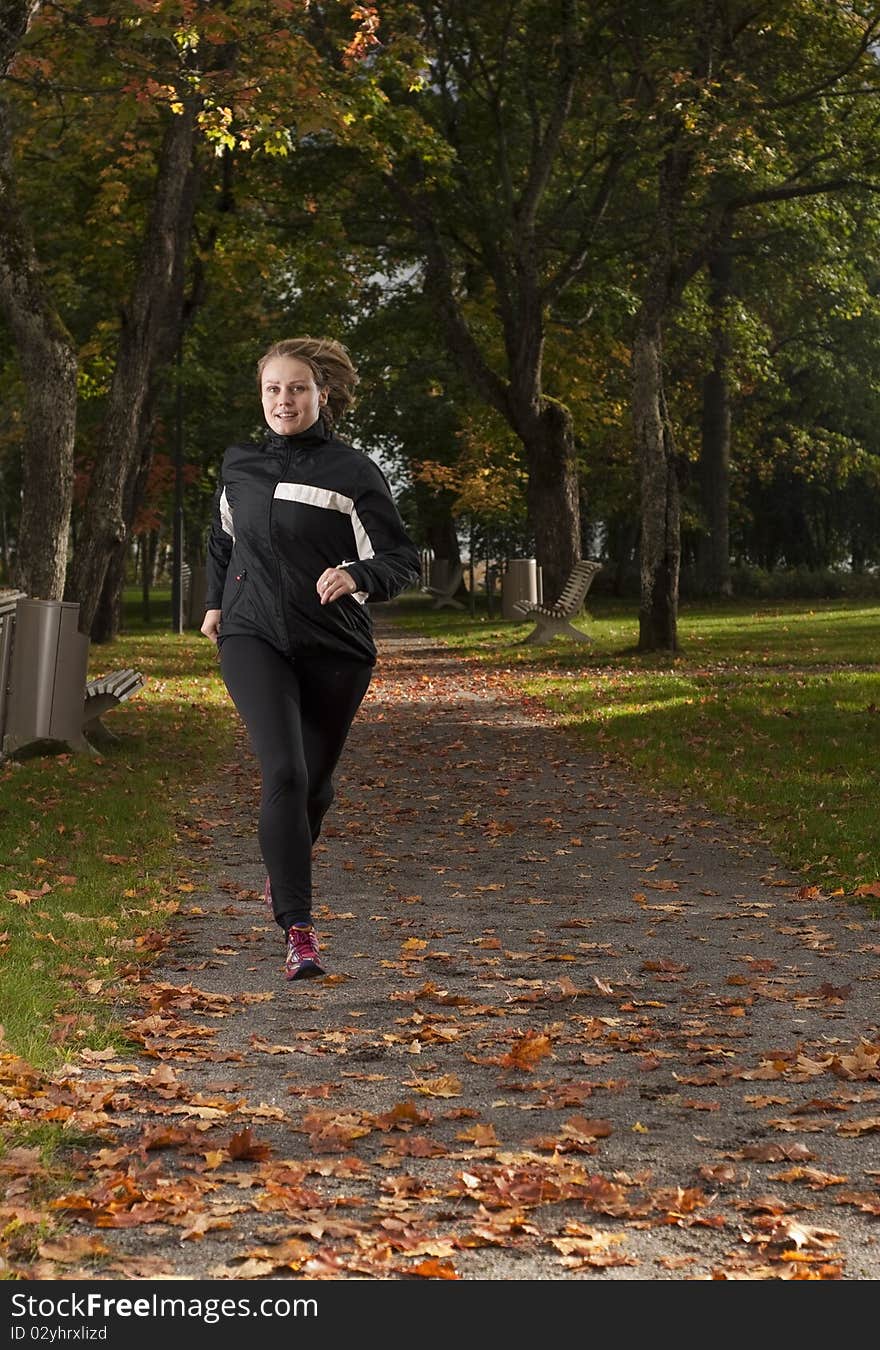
top-left (500, 1032), bottom-right (553, 1070)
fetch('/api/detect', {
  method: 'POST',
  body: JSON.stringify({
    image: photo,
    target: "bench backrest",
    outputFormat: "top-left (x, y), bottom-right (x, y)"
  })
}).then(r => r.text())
top-left (0, 590), bottom-right (27, 619)
top-left (554, 560), bottom-right (601, 613)
top-left (85, 669), bottom-right (144, 700)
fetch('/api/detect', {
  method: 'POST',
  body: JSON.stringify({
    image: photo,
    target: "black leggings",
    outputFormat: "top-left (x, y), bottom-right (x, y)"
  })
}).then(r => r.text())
top-left (220, 636), bottom-right (372, 930)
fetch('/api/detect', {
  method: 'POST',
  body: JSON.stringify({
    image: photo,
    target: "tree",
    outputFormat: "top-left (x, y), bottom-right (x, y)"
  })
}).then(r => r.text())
top-left (617, 0), bottom-right (880, 649)
top-left (65, 95), bottom-right (200, 635)
top-left (0, 0), bottom-right (77, 599)
top-left (2, 0), bottom-right (369, 633)
top-left (692, 191), bottom-right (880, 591)
top-left (323, 0), bottom-right (631, 601)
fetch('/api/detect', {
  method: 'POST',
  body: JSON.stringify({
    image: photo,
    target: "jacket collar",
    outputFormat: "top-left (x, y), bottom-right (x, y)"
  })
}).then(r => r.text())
top-left (264, 416), bottom-right (331, 454)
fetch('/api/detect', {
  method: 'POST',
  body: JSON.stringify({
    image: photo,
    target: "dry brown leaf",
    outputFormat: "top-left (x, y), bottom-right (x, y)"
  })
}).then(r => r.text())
top-left (406, 1074), bottom-right (463, 1098)
top-left (228, 1127), bottom-right (272, 1161)
top-left (836, 1116), bottom-right (880, 1136)
top-left (561, 1115), bottom-right (613, 1142)
top-left (37, 1235), bottom-right (109, 1263)
top-left (500, 1032), bottom-right (554, 1071)
top-left (456, 1123), bottom-right (499, 1147)
top-left (408, 1258), bottom-right (459, 1279)
top-left (768, 1166), bottom-right (848, 1188)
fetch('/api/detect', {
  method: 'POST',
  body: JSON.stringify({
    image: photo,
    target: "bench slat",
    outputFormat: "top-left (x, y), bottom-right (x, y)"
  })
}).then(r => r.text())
top-left (85, 670), bottom-right (143, 699)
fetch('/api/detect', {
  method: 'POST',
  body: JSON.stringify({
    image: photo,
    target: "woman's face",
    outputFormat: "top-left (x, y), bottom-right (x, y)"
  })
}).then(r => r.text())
top-left (261, 356), bottom-right (327, 436)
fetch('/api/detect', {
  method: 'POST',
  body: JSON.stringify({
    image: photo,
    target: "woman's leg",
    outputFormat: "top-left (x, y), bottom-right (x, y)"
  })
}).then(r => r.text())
top-left (219, 636), bottom-right (313, 929)
top-left (295, 654), bottom-right (373, 847)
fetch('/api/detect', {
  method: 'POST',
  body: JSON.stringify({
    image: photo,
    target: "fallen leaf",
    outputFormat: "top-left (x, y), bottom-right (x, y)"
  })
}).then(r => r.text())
top-left (406, 1074), bottom-right (463, 1099)
top-left (228, 1127), bottom-right (272, 1161)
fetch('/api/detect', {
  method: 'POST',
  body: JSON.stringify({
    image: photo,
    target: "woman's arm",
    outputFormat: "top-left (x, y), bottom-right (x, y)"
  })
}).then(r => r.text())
top-left (206, 481), bottom-right (233, 604)
top-left (341, 462), bottom-right (421, 602)
top-left (203, 479), bottom-right (233, 639)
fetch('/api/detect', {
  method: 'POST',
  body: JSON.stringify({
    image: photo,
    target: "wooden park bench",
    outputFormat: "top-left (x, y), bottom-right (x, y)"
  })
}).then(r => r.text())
top-left (0, 592), bottom-right (145, 758)
top-left (82, 667), bottom-right (146, 748)
top-left (512, 559), bottom-right (601, 644)
top-left (422, 560), bottom-right (467, 610)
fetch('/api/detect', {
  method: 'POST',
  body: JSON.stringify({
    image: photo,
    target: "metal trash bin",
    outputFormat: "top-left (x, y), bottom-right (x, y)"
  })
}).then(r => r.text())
top-left (2, 599), bottom-right (91, 756)
top-left (501, 558), bottom-right (542, 619)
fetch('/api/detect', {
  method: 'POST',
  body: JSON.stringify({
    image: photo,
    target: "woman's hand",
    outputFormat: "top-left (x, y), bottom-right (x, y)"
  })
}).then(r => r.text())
top-left (316, 568), bottom-right (357, 605)
top-left (201, 608), bottom-right (222, 643)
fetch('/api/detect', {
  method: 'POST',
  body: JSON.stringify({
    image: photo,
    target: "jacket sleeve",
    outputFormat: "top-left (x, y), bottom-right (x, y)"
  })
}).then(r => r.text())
top-left (205, 478), bottom-right (233, 610)
top-left (341, 460), bottom-right (421, 603)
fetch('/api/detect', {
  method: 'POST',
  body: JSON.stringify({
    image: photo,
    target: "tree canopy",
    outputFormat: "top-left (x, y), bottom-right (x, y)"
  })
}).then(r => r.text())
top-left (1, 0), bottom-right (879, 646)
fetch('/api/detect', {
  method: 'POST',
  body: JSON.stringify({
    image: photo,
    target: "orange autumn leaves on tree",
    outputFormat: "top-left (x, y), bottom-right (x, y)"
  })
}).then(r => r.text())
top-left (344, 4), bottom-right (381, 65)
top-left (412, 414), bottom-right (527, 524)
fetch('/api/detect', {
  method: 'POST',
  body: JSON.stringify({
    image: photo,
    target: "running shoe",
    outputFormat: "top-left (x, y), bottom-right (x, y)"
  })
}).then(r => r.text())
top-left (284, 925), bottom-right (325, 980)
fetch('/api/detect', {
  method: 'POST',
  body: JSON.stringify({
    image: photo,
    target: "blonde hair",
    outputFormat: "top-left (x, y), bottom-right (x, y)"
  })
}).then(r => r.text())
top-left (256, 336), bottom-right (359, 426)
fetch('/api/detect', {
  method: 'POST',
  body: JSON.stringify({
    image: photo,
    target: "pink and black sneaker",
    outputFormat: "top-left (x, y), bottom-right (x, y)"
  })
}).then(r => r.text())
top-left (264, 875), bottom-right (274, 918)
top-left (284, 925), bottom-right (325, 981)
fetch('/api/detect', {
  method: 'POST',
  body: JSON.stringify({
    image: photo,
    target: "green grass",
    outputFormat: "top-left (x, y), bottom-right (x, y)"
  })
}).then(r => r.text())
top-left (391, 592), bottom-right (880, 667)
top-left (0, 590), bottom-right (233, 1068)
top-left (391, 592), bottom-right (880, 898)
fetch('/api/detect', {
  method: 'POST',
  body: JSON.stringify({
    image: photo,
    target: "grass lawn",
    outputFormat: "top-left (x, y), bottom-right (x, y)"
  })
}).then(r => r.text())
top-left (0, 590), bottom-right (232, 1069)
top-left (390, 592), bottom-right (880, 901)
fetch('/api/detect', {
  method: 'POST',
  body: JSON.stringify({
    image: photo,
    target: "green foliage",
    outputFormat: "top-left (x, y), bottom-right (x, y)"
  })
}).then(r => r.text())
top-left (1, 0), bottom-right (389, 574)
top-left (2, 0), bottom-right (880, 600)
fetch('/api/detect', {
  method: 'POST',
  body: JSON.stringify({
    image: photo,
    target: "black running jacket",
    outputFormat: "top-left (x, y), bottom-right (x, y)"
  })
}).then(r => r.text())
top-left (205, 419), bottom-right (420, 664)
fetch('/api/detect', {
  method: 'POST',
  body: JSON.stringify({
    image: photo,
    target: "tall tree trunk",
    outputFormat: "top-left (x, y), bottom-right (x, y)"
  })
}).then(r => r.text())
top-left (521, 399), bottom-right (580, 603)
top-left (698, 240), bottom-right (733, 596)
top-left (66, 102), bottom-right (198, 636)
top-left (631, 139), bottom-right (695, 653)
top-left (410, 207), bottom-right (582, 616)
top-left (425, 510), bottom-right (468, 599)
top-left (0, 469), bottom-right (9, 577)
top-left (0, 0), bottom-right (77, 599)
top-left (633, 315), bottom-right (680, 653)
top-left (91, 410), bottom-right (157, 642)
top-left (86, 142), bottom-right (229, 639)
top-left (426, 513), bottom-right (461, 571)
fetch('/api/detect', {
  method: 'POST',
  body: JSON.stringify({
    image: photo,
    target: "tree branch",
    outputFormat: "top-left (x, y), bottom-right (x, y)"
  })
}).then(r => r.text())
top-left (515, 0), bottom-right (577, 235)
top-left (730, 176), bottom-right (880, 210)
top-left (386, 174), bottom-right (512, 419)
top-left (0, 0), bottom-right (41, 73)
top-left (762, 16), bottom-right (880, 112)
top-left (542, 146), bottom-right (625, 306)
